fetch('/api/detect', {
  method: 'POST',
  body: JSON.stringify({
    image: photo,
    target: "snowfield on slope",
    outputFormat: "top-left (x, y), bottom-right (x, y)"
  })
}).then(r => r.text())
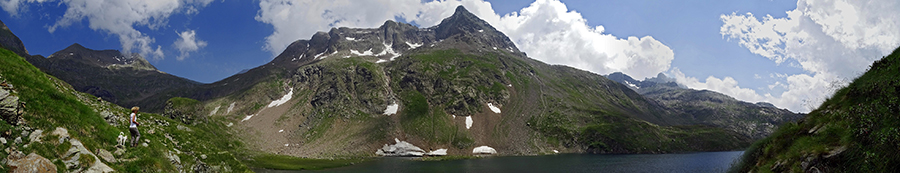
top-left (488, 103), bottom-right (501, 113)
top-left (266, 88), bottom-right (293, 108)
top-left (383, 102), bottom-right (399, 115)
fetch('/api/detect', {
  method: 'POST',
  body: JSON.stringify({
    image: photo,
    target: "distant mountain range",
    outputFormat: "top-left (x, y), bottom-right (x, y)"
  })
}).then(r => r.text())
top-left (606, 72), bottom-right (804, 139)
top-left (0, 5), bottom-right (804, 163)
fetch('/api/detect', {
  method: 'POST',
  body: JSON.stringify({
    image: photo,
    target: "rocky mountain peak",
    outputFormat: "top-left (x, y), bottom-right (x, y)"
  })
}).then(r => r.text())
top-left (431, 5), bottom-right (520, 53)
top-left (49, 43), bottom-right (157, 71)
top-left (267, 5), bottom-right (522, 68)
top-left (0, 19), bottom-right (29, 57)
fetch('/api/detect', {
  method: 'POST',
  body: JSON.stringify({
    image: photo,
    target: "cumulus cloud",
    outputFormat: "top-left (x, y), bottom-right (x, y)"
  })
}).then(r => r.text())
top-left (0, 0), bottom-right (51, 16)
top-left (173, 30), bottom-right (207, 60)
top-left (670, 68), bottom-right (837, 112)
top-left (255, 0), bottom-right (674, 79)
top-left (3, 0), bottom-right (215, 60)
top-left (700, 0), bottom-right (900, 112)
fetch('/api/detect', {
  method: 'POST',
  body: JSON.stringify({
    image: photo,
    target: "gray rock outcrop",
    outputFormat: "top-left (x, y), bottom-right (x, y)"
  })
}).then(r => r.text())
top-left (53, 127), bottom-right (114, 173)
top-left (5, 152), bottom-right (56, 173)
top-left (0, 84), bottom-right (23, 125)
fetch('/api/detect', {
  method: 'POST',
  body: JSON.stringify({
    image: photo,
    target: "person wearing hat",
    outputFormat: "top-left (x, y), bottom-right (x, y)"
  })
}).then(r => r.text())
top-left (129, 106), bottom-right (141, 147)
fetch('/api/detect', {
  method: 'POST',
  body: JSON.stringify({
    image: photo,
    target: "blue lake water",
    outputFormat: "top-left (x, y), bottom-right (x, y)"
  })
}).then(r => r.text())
top-left (255, 151), bottom-right (744, 173)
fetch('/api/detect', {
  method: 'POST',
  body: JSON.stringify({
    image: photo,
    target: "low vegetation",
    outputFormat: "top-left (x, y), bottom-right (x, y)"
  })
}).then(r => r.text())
top-left (731, 47), bottom-right (900, 172)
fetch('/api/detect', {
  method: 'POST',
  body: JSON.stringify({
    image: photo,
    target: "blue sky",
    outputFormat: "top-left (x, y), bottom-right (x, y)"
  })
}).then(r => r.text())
top-left (1, 0), bottom-right (898, 113)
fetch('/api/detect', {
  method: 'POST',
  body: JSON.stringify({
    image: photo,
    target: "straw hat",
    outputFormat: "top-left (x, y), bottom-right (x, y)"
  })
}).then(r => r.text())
top-left (131, 106), bottom-right (140, 112)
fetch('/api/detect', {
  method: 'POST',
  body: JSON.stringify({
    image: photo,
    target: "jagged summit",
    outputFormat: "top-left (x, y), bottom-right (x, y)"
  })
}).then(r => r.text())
top-left (268, 5), bottom-right (521, 68)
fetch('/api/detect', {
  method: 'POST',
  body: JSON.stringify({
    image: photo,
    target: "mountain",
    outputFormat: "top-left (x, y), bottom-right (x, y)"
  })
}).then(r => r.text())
top-left (0, 20), bottom-right (28, 57)
top-left (185, 5), bottom-right (752, 158)
top-left (23, 43), bottom-right (201, 111)
top-left (0, 46), bottom-right (251, 172)
top-left (731, 48), bottom-right (900, 172)
top-left (606, 72), bottom-right (804, 139)
top-left (2, 6), bottom-right (758, 166)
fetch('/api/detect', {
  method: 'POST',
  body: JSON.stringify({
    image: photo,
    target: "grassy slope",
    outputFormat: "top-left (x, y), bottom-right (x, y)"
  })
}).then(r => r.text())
top-left (388, 49), bottom-right (750, 154)
top-left (731, 47), bottom-right (900, 172)
top-left (0, 48), bottom-right (251, 172)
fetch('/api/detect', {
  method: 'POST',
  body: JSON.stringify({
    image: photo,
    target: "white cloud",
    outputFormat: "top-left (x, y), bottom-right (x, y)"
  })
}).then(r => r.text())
top-left (0, 0), bottom-right (51, 16)
top-left (255, 0), bottom-right (674, 79)
top-left (695, 0), bottom-right (900, 113)
top-left (4, 0), bottom-right (215, 60)
top-left (173, 30), bottom-right (207, 60)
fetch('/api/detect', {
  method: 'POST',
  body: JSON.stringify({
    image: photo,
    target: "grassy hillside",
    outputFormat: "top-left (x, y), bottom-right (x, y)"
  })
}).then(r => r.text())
top-left (0, 48), bottom-right (251, 172)
top-left (731, 47), bottom-right (900, 172)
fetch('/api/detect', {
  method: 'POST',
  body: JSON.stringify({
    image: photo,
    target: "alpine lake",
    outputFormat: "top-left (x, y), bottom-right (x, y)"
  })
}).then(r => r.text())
top-left (254, 151), bottom-right (744, 173)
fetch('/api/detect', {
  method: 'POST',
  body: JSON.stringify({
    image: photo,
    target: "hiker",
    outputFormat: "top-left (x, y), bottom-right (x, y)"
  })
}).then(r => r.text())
top-left (129, 107), bottom-right (141, 147)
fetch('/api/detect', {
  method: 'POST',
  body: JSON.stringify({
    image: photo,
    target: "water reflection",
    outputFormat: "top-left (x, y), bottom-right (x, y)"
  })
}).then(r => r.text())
top-left (255, 151), bottom-right (744, 173)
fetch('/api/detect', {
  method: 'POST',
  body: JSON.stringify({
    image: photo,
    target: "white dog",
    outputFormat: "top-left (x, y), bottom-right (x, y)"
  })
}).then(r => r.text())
top-left (116, 132), bottom-right (128, 148)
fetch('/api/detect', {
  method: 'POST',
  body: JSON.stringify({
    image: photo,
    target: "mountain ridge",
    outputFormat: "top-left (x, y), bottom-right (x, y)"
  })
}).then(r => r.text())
top-left (606, 72), bottom-right (803, 139)
top-left (2, 6), bottom-right (757, 165)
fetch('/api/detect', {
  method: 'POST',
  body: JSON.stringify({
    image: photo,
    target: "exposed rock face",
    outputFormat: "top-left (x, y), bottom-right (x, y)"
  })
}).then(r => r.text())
top-left (0, 85), bottom-right (22, 124)
top-left (6, 152), bottom-right (56, 173)
top-left (0, 19), bottom-right (29, 57)
top-left (294, 64), bottom-right (392, 117)
top-left (52, 127), bottom-right (114, 173)
top-left (163, 97), bottom-right (206, 124)
top-left (375, 138), bottom-right (426, 157)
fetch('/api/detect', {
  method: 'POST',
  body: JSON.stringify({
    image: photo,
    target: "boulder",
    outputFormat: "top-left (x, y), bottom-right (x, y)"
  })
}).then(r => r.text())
top-left (96, 149), bottom-right (116, 163)
top-left (55, 128), bottom-right (113, 173)
top-left (6, 153), bottom-right (56, 173)
top-left (472, 146), bottom-right (496, 154)
top-left (0, 87), bottom-right (21, 123)
top-left (375, 138), bottom-right (425, 157)
top-left (28, 129), bottom-right (43, 143)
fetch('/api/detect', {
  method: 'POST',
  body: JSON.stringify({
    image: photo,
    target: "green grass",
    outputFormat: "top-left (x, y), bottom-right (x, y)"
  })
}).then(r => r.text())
top-left (243, 154), bottom-right (368, 170)
top-left (398, 90), bottom-right (474, 148)
top-left (730, 47), bottom-right (900, 172)
top-left (0, 48), bottom-right (252, 172)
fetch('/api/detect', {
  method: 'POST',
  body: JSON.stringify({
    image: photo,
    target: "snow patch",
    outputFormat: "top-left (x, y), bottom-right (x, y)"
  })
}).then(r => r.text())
top-left (507, 84), bottom-right (512, 87)
top-left (493, 47), bottom-right (497, 50)
top-left (478, 29), bottom-right (484, 33)
top-left (278, 129), bottom-right (284, 133)
top-left (465, 116), bottom-right (473, 129)
top-left (241, 114), bottom-right (255, 122)
top-left (473, 146), bottom-right (496, 154)
top-left (487, 103), bottom-right (501, 113)
top-left (375, 59), bottom-right (388, 63)
top-left (624, 80), bottom-right (639, 89)
top-left (227, 102), bottom-right (235, 114)
top-left (313, 52), bottom-right (325, 59)
top-left (553, 150), bottom-right (559, 153)
top-left (209, 106), bottom-right (220, 116)
top-left (284, 144), bottom-right (289, 146)
top-left (383, 102), bottom-right (399, 115)
top-left (345, 37), bottom-right (356, 41)
top-left (375, 42), bottom-right (401, 62)
top-left (266, 88), bottom-right (293, 108)
top-left (426, 149), bottom-right (448, 156)
top-left (405, 42), bottom-right (422, 49)
top-left (350, 49), bottom-right (374, 56)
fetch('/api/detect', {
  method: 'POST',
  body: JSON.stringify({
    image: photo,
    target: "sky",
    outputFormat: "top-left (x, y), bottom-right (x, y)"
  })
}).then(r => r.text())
top-left (1, 0), bottom-right (898, 113)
